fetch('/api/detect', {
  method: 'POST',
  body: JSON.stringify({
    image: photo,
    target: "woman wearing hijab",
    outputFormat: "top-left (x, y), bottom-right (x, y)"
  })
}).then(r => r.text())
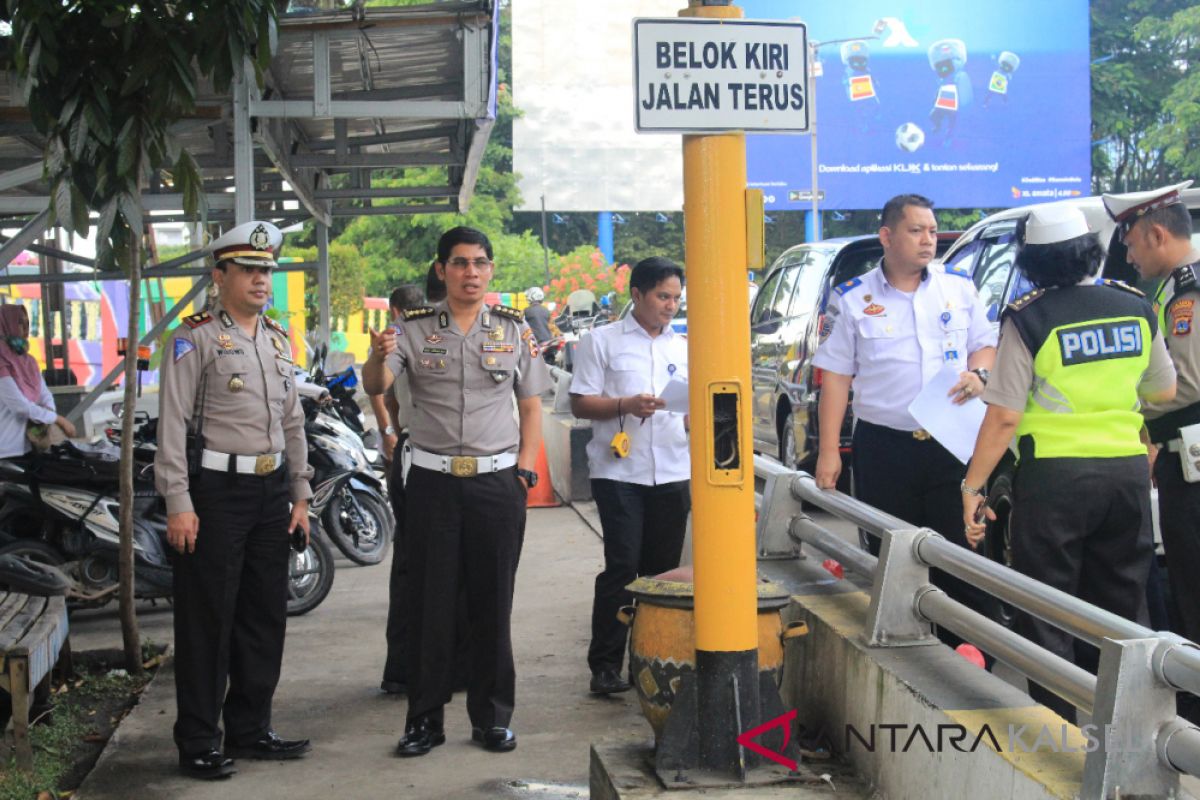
top-left (0, 304), bottom-right (75, 458)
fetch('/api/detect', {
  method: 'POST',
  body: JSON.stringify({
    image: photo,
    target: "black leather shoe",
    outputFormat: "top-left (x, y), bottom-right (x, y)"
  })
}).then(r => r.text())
top-left (380, 679), bottom-right (407, 695)
top-left (590, 669), bottom-right (632, 695)
top-left (396, 719), bottom-right (446, 757)
top-left (471, 726), bottom-right (517, 752)
top-left (178, 749), bottom-right (236, 780)
top-left (226, 731), bottom-right (311, 760)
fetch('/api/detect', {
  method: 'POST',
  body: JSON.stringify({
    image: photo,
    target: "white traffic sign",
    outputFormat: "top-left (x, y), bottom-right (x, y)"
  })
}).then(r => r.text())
top-left (633, 18), bottom-right (809, 134)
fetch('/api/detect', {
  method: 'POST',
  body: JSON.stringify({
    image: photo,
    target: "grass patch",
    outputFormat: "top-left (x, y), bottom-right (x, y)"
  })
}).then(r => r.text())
top-left (0, 650), bottom-right (158, 800)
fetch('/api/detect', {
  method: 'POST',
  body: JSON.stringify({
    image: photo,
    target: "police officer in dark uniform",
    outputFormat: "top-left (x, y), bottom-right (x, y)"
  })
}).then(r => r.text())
top-left (363, 226), bottom-right (551, 757)
top-left (1103, 181), bottom-right (1200, 722)
top-left (156, 221), bottom-right (314, 779)
top-left (962, 205), bottom-right (1176, 722)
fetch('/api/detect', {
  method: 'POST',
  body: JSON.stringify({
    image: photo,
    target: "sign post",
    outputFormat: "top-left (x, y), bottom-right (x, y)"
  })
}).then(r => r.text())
top-left (633, 1), bottom-right (808, 787)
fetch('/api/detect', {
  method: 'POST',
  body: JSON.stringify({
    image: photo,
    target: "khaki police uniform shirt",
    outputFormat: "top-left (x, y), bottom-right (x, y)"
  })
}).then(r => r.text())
top-left (383, 301), bottom-right (552, 455)
top-left (1144, 251), bottom-right (1200, 421)
top-left (155, 301), bottom-right (313, 515)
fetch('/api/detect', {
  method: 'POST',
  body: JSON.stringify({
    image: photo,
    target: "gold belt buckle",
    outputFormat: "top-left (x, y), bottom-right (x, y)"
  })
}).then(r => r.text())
top-left (254, 454), bottom-right (277, 475)
top-left (912, 429), bottom-right (932, 441)
top-left (449, 456), bottom-right (478, 478)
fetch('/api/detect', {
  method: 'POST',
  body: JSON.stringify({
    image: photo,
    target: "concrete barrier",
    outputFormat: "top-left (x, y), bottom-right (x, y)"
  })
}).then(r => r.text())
top-left (762, 557), bottom-right (1093, 800)
top-left (542, 407), bottom-right (593, 503)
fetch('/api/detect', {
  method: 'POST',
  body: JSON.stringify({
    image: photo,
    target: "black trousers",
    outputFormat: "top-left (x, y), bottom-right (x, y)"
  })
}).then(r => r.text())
top-left (852, 420), bottom-right (1000, 655)
top-left (172, 467), bottom-right (290, 755)
top-left (1154, 450), bottom-right (1200, 723)
top-left (1011, 454), bottom-right (1152, 722)
top-left (404, 466), bottom-right (526, 730)
top-left (383, 445), bottom-right (469, 688)
top-left (588, 479), bottom-right (690, 674)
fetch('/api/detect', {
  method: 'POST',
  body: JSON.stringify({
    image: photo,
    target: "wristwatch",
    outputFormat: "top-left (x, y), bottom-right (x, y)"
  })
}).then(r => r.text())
top-left (516, 468), bottom-right (538, 488)
top-left (960, 479), bottom-right (984, 497)
top-left (383, 425), bottom-right (396, 436)
top-left (970, 368), bottom-right (991, 385)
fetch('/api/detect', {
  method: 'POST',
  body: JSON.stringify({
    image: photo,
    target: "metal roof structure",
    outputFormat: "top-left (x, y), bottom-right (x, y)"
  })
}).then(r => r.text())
top-left (0, 0), bottom-right (499, 418)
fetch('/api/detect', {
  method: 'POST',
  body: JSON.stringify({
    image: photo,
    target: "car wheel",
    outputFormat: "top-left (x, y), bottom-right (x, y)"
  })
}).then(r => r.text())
top-left (779, 408), bottom-right (799, 471)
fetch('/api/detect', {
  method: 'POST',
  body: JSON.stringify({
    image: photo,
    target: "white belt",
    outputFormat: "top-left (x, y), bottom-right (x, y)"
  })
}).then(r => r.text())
top-left (201, 449), bottom-right (284, 476)
top-left (409, 446), bottom-right (516, 478)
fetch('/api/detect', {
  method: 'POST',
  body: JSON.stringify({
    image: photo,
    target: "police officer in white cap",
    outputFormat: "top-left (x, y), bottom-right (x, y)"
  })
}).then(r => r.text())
top-left (962, 204), bottom-right (1176, 722)
top-left (156, 221), bottom-right (314, 779)
top-left (1104, 181), bottom-right (1200, 722)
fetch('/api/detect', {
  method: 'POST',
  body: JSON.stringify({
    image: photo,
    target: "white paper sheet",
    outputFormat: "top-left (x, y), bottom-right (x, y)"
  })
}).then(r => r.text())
top-left (658, 376), bottom-right (690, 414)
top-left (906, 365), bottom-right (986, 464)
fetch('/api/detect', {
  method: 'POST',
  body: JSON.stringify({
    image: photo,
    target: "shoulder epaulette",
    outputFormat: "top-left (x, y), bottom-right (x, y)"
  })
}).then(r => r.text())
top-left (1101, 279), bottom-right (1145, 298)
top-left (944, 262), bottom-right (972, 279)
top-left (182, 311), bottom-right (212, 329)
top-left (263, 315), bottom-right (286, 334)
top-left (493, 304), bottom-right (524, 323)
top-left (1174, 264), bottom-right (1199, 296)
top-left (1005, 288), bottom-right (1045, 313)
top-left (833, 277), bottom-right (862, 297)
top-left (402, 306), bottom-right (435, 321)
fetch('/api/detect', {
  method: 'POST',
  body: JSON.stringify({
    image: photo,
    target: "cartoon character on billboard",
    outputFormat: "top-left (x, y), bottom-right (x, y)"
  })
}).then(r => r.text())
top-left (840, 39), bottom-right (880, 132)
top-left (927, 38), bottom-right (972, 140)
top-left (983, 51), bottom-right (1020, 108)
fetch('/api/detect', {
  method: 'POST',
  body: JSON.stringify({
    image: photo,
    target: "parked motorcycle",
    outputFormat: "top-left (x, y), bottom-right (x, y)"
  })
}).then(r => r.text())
top-left (0, 436), bottom-right (335, 616)
top-left (302, 395), bottom-right (394, 566)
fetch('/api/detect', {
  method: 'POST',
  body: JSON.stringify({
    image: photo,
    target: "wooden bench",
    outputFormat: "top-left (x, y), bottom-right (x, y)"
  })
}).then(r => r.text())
top-left (0, 591), bottom-right (69, 769)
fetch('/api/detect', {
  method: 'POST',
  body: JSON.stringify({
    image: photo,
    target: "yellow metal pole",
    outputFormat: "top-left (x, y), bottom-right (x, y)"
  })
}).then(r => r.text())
top-left (680, 0), bottom-right (756, 662)
top-left (678, 0), bottom-right (760, 773)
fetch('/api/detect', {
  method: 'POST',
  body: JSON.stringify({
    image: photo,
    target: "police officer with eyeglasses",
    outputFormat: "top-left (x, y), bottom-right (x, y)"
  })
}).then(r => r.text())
top-left (363, 226), bottom-right (551, 757)
top-left (156, 221), bottom-right (313, 779)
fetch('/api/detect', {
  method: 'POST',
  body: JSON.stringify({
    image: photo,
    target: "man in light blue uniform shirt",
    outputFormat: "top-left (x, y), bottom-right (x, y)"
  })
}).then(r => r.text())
top-left (813, 193), bottom-right (998, 659)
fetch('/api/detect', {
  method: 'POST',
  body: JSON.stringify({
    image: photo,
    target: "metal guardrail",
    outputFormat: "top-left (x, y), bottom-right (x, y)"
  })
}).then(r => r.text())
top-left (752, 454), bottom-right (1200, 798)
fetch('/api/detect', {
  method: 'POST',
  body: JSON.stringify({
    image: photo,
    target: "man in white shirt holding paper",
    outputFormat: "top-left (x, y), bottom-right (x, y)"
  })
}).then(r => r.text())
top-left (812, 193), bottom-right (998, 661)
top-left (570, 257), bottom-right (690, 695)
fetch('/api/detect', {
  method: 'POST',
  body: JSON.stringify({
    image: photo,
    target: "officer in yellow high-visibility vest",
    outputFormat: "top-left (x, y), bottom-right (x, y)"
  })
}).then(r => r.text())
top-left (962, 205), bottom-right (1176, 723)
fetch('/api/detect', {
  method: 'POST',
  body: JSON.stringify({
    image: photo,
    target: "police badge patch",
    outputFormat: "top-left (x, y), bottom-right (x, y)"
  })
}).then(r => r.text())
top-left (818, 316), bottom-right (835, 344)
top-left (174, 338), bottom-right (196, 362)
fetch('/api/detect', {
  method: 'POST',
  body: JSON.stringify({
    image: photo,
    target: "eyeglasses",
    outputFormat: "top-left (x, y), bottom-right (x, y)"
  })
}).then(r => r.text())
top-left (445, 257), bottom-right (493, 270)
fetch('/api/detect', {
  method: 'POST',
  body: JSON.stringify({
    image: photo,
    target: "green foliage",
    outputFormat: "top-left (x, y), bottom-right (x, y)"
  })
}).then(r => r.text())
top-left (1091, 0), bottom-right (1194, 192)
top-left (289, 242), bottom-right (367, 327)
top-left (0, 669), bottom-right (147, 800)
top-left (4, 0), bottom-right (277, 272)
top-left (1135, 5), bottom-right (1200, 182)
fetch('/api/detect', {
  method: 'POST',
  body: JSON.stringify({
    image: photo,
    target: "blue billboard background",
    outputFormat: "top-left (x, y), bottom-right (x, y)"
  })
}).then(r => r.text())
top-left (742, 0), bottom-right (1091, 211)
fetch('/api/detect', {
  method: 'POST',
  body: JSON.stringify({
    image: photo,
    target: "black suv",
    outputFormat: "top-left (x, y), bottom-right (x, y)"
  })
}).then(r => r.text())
top-left (749, 234), bottom-right (958, 486)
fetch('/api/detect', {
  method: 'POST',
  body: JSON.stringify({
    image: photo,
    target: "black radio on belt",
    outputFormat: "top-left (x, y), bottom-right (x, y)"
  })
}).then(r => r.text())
top-left (186, 373), bottom-right (209, 477)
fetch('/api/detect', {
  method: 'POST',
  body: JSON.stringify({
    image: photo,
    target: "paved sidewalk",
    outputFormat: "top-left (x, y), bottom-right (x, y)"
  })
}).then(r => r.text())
top-left (72, 505), bottom-right (650, 799)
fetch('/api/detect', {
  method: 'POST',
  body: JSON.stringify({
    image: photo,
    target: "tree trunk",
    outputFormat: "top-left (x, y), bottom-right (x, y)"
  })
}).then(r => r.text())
top-left (119, 226), bottom-right (144, 676)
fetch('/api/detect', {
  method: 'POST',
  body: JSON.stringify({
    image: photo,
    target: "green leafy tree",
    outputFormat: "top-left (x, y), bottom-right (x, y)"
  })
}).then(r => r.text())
top-left (5, 0), bottom-right (277, 672)
top-left (286, 243), bottom-right (368, 326)
top-left (1135, 5), bottom-right (1200, 183)
top-left (1091, 0), bottom-right (1193, 192)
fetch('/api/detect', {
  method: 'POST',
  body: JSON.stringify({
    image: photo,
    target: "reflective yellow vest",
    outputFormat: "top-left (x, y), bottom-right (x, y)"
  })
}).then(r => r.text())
top-left (1008, 282), bottom-right (1156, 459)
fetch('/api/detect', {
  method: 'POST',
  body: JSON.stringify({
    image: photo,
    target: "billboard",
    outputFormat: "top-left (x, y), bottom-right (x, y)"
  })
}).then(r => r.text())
top-left (742, 0), bottom-right (1091, 210)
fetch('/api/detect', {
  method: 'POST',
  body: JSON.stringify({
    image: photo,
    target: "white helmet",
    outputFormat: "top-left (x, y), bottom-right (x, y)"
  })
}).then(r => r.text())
top-left (526, 286), bottom-right (545, 303)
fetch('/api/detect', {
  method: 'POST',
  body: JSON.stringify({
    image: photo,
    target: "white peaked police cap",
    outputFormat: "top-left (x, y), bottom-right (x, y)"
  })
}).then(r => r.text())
top-left (1102, 180), bottom-right (1194, 235)
top-left (209, 221), bottom-right (282, 267)
top-left (1024, 205), bottom-right (1091, 245)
